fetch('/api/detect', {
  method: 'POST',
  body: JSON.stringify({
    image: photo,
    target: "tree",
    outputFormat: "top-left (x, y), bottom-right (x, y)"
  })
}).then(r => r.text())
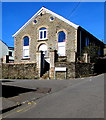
top-left (82, 43), bottom-right (99, 63)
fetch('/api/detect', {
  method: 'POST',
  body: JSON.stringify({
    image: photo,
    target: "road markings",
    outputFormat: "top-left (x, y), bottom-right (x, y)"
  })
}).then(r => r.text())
top-left (3, 101), bottom-right (36, 118)
top-left (28, 102), bottom-right (32, 105)
top-left (20, 103), bottom-right (36, 113)
top-left (16, 101), bottom-right (36, 113)
top-left (16, 105), bottom-right (31, 112)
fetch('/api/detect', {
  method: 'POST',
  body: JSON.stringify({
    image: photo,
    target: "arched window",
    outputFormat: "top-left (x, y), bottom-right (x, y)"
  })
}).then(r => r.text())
top-left (23, 36), bottom-right (29, 46)
top-left (58, 31), bottom-right (66, 42)
top-left (23, 36), bottom-right (29, 58)
top-left (39, 27), bottom-right (47, 40)
top-left (58, 31), bottom-right (66, 56)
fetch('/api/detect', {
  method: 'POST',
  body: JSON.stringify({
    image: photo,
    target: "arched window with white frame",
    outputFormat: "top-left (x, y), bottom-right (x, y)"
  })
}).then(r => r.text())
top-left (23, 36), bottom-right (29, 58)
top-left (39, 27), bottom-right (47, 40)
top-left (58, 31), bottom-right (66, 56)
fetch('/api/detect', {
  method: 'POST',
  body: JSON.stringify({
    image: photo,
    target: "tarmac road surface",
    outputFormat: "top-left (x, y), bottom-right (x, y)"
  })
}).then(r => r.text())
top-left (2, 74), bottom-right (104, 118)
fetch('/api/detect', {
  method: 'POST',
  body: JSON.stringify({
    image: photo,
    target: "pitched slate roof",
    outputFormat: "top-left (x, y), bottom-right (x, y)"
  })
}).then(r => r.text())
top-left (12, 7), bottom-right (79, 37)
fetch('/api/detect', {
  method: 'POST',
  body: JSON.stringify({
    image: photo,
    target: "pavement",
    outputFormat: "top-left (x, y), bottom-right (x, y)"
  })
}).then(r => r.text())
top-left (1, 85), bottom-right (52, 113)
top-left (1, 92), bottom-right (47, 113)
top-left (1, 97), bottom-right (20, 113)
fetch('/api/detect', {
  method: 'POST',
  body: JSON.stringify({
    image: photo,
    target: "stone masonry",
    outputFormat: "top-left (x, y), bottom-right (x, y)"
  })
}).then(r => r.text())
top-left (1, 63), bottom-right (38, 79)
top-left (14, 13), bottom-right (77, 63)
top-left (11, 7), bottom-right (105, 79)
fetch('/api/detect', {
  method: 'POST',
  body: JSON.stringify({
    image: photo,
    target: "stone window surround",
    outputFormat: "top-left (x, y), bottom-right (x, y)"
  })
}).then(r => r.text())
top-left (49, 16), bottom-right (55, 21)
top-left (36, 42), bottom-right (48, 51)
top-left (56, 29), bottom-right (67, 42)
top-left (36, 42), bottom-right (49, 57)
top-left (37, 25), bottom-right (48, 41)
top-left (33, 19), bottom-right (38, 24)
top-left (22, 34), bottom-right (31, 59)
top-left (38, 44), bottom-right (48, 56)
top-left (39, 27), bottom-right (47, 40)
top-left (56, 29), bottom-right (67, 56)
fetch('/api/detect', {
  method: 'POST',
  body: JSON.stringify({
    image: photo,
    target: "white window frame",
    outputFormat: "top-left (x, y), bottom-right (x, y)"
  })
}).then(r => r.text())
top-left (58, 42), bottom-right (66, 56)
top-left (39, 29), bottom-right (47, 40)
top-left (23, 36), bottom-right (30, 58)
top-left (23, 46), bottom-right (29, 58)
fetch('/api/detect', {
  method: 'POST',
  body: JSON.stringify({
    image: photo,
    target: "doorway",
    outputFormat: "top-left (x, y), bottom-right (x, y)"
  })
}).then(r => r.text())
top-left (38, 44), bottom-right (50, 77)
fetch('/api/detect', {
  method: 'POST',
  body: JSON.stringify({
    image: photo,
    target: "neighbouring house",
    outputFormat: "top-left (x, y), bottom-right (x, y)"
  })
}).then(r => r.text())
top-left (0, 40), bottom-right (14, 63)
top-left (0, 40), bottom-right (8, 63)
top-left (12, 7), bottom-right (104, 79)
top-left (8, 47), bottom-right (14, 63)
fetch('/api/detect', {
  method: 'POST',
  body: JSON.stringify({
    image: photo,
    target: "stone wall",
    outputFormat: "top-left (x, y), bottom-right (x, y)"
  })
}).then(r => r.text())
top-left (0, 60), bottom-right (105, 80)
top-left (75, 63), bottom-right (94, 78)
top-left (55, 62), bottom-right (76, 79)
top-left (67, 62), bottom-right (76, 78)
top-left (56, 72), bottom-right (66, 80)
top-left (1, 63), bottom-right (38, 79)
top-left (55, 62), bottom-right (94, 79)
top-left (14, 12), bottom-right (77, 63)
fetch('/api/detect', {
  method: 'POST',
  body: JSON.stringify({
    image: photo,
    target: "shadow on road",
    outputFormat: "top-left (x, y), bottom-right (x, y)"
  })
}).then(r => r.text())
top-left (2, 85), bottom-right (36, 98)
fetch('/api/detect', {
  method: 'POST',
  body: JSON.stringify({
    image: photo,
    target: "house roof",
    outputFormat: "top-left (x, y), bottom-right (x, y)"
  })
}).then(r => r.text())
top-left (0, 40), bottom-right (8, 47)
top-left (12, 6), bottom-right (79, 37)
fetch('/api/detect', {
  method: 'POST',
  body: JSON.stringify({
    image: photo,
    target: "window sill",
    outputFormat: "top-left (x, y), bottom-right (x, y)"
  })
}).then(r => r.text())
top-left (21, 57), bottom-right (30, 60)
top-left (37, 39), bottom-right (48, 41)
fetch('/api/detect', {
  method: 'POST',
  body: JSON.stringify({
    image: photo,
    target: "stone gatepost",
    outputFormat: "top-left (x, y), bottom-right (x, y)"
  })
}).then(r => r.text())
top-left (67, 51), bottom-right (76, 62)
top-left (83, 53), bottom-right (90, 63)
top-left (49, 50), bottom-right (55, 79)
top-left (36, 51), bottom-right (41, 78)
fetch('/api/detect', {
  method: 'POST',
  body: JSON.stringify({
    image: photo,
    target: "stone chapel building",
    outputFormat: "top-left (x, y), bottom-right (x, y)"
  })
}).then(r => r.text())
top-left (12, 7), bottom-right (104, 79)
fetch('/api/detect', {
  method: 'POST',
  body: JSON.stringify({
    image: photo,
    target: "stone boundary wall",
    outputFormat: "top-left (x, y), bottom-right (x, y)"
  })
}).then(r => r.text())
top-left (67, 62), bottom-right (94, 79)
top-left (75, 63), bottom-right (94, 78)
top-left (0, 60), bottom-right (105, 79)
top-left (55, 62), bottom-right (76, 79)
top-left (1, 63), bottom-right (38, 79)
top-left (55, 62), bottom-right (94, 79)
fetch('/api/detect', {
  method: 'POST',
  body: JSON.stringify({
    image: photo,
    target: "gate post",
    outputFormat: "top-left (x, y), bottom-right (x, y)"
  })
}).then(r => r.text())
top-left (49, 50), bottom-right (55, 79)
top-left (36, 51), bottom-right (41, 78)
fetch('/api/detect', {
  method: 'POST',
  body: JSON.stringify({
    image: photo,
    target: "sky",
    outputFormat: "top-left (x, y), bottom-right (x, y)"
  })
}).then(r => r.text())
top-left (2, 2), bottom-right (104, 47)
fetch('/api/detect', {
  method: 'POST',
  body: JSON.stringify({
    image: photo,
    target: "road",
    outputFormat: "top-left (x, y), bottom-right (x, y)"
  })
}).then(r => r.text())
top-left (2, 74), bottom-right (104, 118)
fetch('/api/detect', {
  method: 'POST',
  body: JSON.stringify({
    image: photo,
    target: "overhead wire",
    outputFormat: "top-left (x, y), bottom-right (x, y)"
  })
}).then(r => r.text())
top-left (67, 1), bottom-right (81, 19)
